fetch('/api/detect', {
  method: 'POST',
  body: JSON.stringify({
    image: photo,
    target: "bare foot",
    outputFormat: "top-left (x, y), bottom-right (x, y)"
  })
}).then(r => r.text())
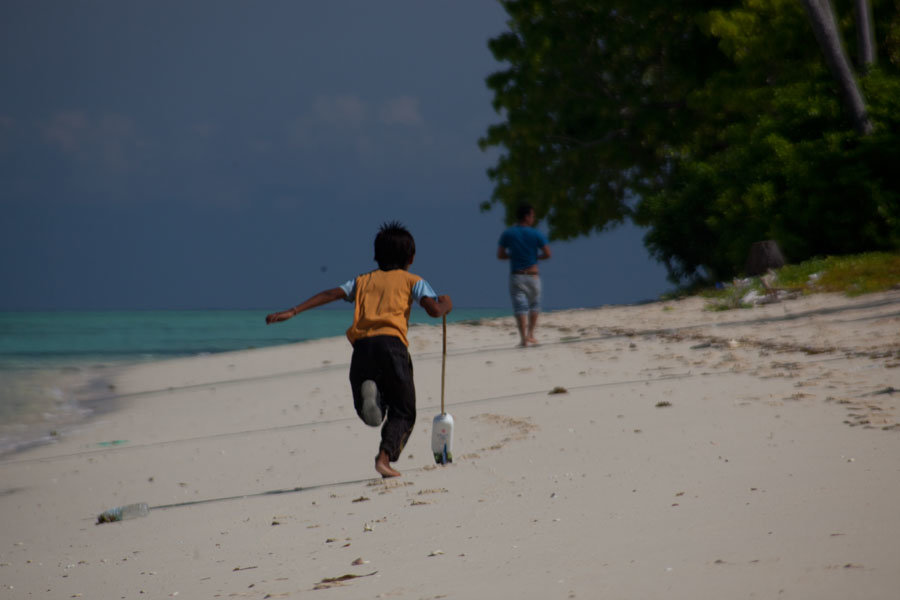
top-left (526, 336), bottom-right (538, 345)
top-left (375, 450), bottom-right (401, 478)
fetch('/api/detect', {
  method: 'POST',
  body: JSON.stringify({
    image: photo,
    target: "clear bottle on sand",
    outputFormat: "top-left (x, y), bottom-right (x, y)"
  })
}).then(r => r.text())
top-left (97, 502), bottom-right (149, 523)
top-left (431, 412), bottom-right (454, 464)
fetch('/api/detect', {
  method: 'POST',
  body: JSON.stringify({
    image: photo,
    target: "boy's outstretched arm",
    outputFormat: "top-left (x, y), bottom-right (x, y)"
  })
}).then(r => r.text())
top-left (420, 294), bottom-right (453, 318)
top-left (266, 287), bottom-right (347, 324)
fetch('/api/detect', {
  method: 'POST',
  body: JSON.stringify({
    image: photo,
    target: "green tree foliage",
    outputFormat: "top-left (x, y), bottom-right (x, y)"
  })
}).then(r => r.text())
top-left (481, 0), bottom-right (900, 284)
top-left (479, 0), bottom-right (731, 238)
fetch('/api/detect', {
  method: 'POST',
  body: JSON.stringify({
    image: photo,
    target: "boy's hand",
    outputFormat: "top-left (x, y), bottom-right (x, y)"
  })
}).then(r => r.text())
top-left (265, 288), bottom-right (346, 325)
top-left (421, 295), bottom-right (451, 318)
top-left (265, 310), bottom-right (294, 324)
top-left (437, 295), bottom-right (453, 314)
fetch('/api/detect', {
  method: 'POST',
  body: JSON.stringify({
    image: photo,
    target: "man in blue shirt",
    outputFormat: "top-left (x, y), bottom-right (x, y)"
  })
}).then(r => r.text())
top-left (497, 204), bottom-right (551, 346)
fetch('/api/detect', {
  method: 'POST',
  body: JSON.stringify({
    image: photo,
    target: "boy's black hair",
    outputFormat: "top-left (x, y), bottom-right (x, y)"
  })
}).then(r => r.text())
top-left (516, 203), bottom-right (535, 222)
top-left (374, 221), bottom-right (416, 270)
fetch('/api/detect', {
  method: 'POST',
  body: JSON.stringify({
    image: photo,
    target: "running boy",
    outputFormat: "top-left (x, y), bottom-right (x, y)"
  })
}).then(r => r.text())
top-left (265, 222), bottom-right (452, 477)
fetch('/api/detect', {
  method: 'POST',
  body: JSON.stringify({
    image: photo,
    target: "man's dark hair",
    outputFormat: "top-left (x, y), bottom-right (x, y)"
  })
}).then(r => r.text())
top-left (516, 203), bottom-right (535, 222)
top-left (374, 221), bottom-right (416, 270)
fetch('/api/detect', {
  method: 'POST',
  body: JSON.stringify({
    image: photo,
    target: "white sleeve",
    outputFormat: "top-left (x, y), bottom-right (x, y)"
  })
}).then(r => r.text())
top-left (339, 279), bottom-right (356, 301)
top-left (412, 279), bottom-right (437, 302)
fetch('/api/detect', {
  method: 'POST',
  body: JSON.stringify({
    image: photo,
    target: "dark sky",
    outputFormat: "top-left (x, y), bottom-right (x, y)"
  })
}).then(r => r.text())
top-left (1, 1), bottom-right (671, 311)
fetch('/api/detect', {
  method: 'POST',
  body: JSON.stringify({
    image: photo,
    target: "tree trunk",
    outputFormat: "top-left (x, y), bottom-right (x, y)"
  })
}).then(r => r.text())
top-left (854, 0), bottom-right (876, 72)
top-left (802, 0), bottom-right (874, 135)
top-left (745, 240), bottom-right (786, 276)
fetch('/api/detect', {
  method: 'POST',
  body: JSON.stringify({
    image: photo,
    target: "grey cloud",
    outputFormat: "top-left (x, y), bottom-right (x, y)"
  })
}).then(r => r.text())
top-left (379, 96), bottom-right (423, 126)
top-left (313, 94), bottom-right (367, 127)
top-left (41, 111), bottom-right (139, 172)
top-left (287, 94), bottom-right (369, 150)
top-left (191, 122), bottom-right (217, 138)
top-left (42, 111), bottom-right (90, 154)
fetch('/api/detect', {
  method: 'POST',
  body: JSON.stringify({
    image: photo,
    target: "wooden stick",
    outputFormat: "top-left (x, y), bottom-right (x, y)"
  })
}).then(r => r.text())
top-left (441, 314), bottom-right (447, 414)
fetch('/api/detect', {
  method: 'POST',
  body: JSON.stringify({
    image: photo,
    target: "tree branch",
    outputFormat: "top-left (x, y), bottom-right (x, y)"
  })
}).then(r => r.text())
top-left (801, 0), bottom-right (873, 135)
top-left (854, 0), bottom-right (876, 72)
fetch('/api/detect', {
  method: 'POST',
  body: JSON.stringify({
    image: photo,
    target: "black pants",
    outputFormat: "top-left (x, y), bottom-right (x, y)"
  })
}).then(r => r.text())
top-left (349, 335), bottom-right (416, 462)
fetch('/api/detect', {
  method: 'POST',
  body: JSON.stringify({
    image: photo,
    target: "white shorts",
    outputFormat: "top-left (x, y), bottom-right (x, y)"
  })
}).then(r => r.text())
top-left (509, 274), bottom-right (541, 315)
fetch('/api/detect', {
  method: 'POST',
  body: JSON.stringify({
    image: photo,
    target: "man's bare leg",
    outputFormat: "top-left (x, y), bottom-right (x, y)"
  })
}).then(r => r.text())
top-left (515, 313), bottom-right (529, 346)
top-left (525, 311), bottom-right (539, 345)
top-left (375, 449), bottom-right (401, 478)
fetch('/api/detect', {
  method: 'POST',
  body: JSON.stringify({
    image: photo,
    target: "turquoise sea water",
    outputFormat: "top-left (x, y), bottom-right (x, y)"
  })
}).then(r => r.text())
top-left (0, 308), bottom-right (508, 455)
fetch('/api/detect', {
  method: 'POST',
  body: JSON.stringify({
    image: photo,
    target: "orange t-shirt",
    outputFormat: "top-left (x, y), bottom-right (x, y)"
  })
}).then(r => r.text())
top-left (345, 269), bottom-right (426, 347)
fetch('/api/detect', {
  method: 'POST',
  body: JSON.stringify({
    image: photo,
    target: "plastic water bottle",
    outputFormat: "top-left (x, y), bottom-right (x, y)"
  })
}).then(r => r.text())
top-left (97, 502), bottom-right (149, 523)
top-left (431, 413), bottom-right (454, 464)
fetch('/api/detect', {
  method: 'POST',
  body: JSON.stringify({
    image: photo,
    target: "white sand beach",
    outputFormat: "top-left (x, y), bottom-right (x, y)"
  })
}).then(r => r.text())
top-left (1, 290), bottom-right (899, 599)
